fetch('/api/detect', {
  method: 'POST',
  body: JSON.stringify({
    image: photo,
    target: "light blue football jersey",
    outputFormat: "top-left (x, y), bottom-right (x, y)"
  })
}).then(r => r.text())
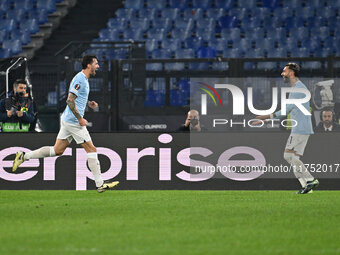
top-left (275, 80), bottom-right (314, 134)
top-left (61, 71), bottom-right (89, 125)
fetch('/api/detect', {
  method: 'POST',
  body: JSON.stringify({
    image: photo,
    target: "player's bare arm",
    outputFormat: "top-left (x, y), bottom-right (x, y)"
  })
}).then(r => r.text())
top-left (66, 93), bottom-right (88, 126)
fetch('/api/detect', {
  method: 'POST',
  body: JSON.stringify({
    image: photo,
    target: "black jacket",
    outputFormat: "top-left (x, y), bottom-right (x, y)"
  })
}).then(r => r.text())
top-left (0, 92), bottom-right (35, 124)
top-left (315, 122), bottom-right (340, 132)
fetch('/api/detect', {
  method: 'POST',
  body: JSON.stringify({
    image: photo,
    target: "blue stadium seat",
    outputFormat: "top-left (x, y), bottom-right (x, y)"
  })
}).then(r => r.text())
top-left (322, 37), bottom-right (336, 49)
top-left (144, 90), bottom-right (165, 107)
top-left (229, 8), bottom-right (249, 20)
top-left (206, 8), bottom-right (225, 19)
top-left (266, 27), bottom-right (287, 40)
top-left (208, 39), bottom-right (226, 52)
top-left (260, 37), bottom-right (276, 50)
top-left (171, 28), bottom-right (191, 40)
top-left (192, 0), bottom-right (211, 8)
top-left (306, 16), bottom-right (326, 28)
top-left (254, 8), bottom-right (271, 20)
top-left (152, 18), bottom-right (172, 31)
top-left (169, 0), bottom-right (189, 9)
top-left (31, 9), bottom-right (49, 24)
top-left (262, 0), bottom-right (281, 10)
top-left (124, 0), bottom-right (143, 10)
top-left (146, 0), bottom-right (166, 10)
top-left (152, 48), bottom-right (172, 59)
top-left (161, 8), bottom-right (179, 20)
top-left (212, 61), bottom-right (229, 70)
top-left (244, 48), bottom-right (265, 58)
top-left (321, 47), bottom-right (334, 57)
top-left (266, 48), bottom-right (287, 58)
top-left (221, 28), bottom-right (241, 41)
top-left (218, 16), bottom-right (239, 28)
top-left (174, 17), bottom-right (194, 30)
top-left (175, 48), bottom-right (194, 58)
top-left (238, 0), bottom-right (257, 9)
top-left (301, 37), bottom-right (321, 52)
top-left (284, 17), bottom-right (305, 29)
top-left (99, 28), bottom-right (120, 40)
top-left (138, 9), bottom-right (157, 19)
top-left (327, 16), bottom-right (340, 28)
top-left (0, 29), bottom-right (8, 42)
top-left (238, 38), bottom-right (252, 51)
top-left (262, 16), bottom-right (284, 30)
top-left (245, 27), bottom-right (265, 40)
top-left (123, 28), bottom-right (144, 40)
top-left (0, 48), bottom-right (11, 58)
top-left (317, 7), bottom-right (336, 19)
top-left (145, 39), bottom-right (158, 52)
top-left (290, 47), bottom-right (309, 57)
top-left (37, 0), bottom-right (56, 13)
top-left (281, 0), bottom-right (301, 8)
top-left (309, 0), bottom-right (324, 8)
top-left (303, 61), bottom-right (322, 69)
top-left (195, 27), bottom-right (215, 40)
top-left (183, 8), bottom-right (204, 20)
top-left (14, 0), bottom-right (34, 11)
top-left (107, 18), bottom-right (127, 30)
top-left (5, 9), bottom-right (26, 22)
top-left (184, 37), bottom-right (204, 50)
top-left (318, 26), bottom-right (330, 40)
top-left (288, 27), bottom-right (309, 41)
top-left (214, 0), bottom-right (234, 8)
top-left (20, 18), bottom-right (39, 34)
top-left (161, 38), bottom-right (181, 52)
top-left (299, 7), bottom-right (316, 19)
top-left (257, 62), bottom-right (277, 70)
top-left (0, 19), bottom-right (16, 32)
top-left (273, 7), bottom-right (293, 20)
top-left (196, 18), bottom-right (215, 31)
top-left (284, 37), bottom-right (298, 51)
top-left (2, 39), bottom-right (22, 54)
top-left (115, 8), bottom-right (136, 19)
top-left (10, 30), bottom-right (31, 44)
top-left (130, 18), bottom-right (149, 31)
top-left (147, 28), bottom-right (166, 41)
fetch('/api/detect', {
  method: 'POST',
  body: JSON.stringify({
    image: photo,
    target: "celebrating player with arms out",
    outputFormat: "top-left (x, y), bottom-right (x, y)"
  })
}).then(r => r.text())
top-left (12, 55), bottom-right (119, 192)
top-left (254, 63), bottom-right (319, 194)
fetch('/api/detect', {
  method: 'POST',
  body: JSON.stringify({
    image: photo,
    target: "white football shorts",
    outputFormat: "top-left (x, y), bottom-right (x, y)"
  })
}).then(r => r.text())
top-left (57, 120), bottom-right (91, 144)
top-left (285, 134), bottom-right (310, 156)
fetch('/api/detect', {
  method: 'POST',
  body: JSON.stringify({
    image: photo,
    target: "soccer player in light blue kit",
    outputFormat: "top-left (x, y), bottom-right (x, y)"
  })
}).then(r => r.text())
top-left (12, 55), bottom-right (119, 192)
top-left (255, 63), bottom-right (319, 194)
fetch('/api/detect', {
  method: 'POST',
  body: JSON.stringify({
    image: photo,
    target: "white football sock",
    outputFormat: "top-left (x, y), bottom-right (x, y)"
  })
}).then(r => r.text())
top-left (291, 154), bottom-right (314, 188)
top-left (87, 152), bottom-right (104, 188)
top-left (24, 146), bottom-right (56, 160)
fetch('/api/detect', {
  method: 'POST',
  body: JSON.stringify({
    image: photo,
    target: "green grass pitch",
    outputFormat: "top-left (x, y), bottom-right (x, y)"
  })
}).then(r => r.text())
top-left (1, 190), bottom-right (340, 255)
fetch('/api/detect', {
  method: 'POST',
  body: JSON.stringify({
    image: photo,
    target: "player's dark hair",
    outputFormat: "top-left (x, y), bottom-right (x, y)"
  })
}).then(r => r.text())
top-left (82, 55), bottom-right (97, 69)
top-left (285, 62), bottom-right (300, 77)
top-left (13, 79), bottom-right (27, 88)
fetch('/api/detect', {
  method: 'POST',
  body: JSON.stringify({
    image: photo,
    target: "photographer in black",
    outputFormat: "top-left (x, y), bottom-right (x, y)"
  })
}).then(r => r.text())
top-left (177, 109), bottom-right (202, 132)
top-left (0, 79), bottom-right (35, 132)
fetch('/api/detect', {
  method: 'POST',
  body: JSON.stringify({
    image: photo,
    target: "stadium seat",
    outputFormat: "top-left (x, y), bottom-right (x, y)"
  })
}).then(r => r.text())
top-left (152, 18), bottom-right (172, 31)
top-left (262, 0), bottom-right (281, 10)
top-left (303, 61), bottom-right (322, 69)
top-left (2, 39), bottom-right (22, 54)
top-left (300, 7), bottom-right (316, 19)
top-left (196, 18), bottom-right (215, 31)
top-left (183, 8), bottom-right (204, 20)
top-left (14, 0), bottom-right (34, 11)
top-left (301, 37), bottom-right (321, 52)
top-left (306, 16), bottom-right (326, 28)
top-left (316, 7), bottom-right (336, 19)
top-left (152, 48), bottom-right (172, 59)
top-left (130, 18), bottom-right (149, 31)
top-left (31, 9), bottom-right (49, 24)
top-left (10, 30), bottom-right (31, 45)
top-left (263, 17), bottom-right (283, 30)
top-left (273, 7), bottom-right (293, 20)
top-left (171, 28), bottom-right (191, 40)
top-left (221, 28), bottom-right (241, 41)
top-left (284, 17), bottom-right (305, 29)
top-left (161, 38), bottom-right (181, 52)
top-left (218, 16), bottom-right (239, 28)
top-left (266, 27), bottom-right (287, 41)
top-left (124, 0), bottom-right (144, 10)
top-left (229, 48), bottom-right (242, 58)
top-left (281, 0), bottom-right (301, 8)
top-left (161, 8), bottom-right (179, 20)
top-left (0, 48), bottom-right (11, 58)
top-left (266, 48), bottom-right (287, 58)
top-left (168, 0), bottom-right (189, 9)
top-left (318, 26), bottom-right (330, 40)
top-left (145, 39), bottom-right (158, 52)
top-left (245, 27), bottom-right (265, 41)
top-left (37, 0), bottom-right (56, 13)
top-left (146, 0), bottom-right (166, 10)
top-left (0, 29), bottom-right (8, 42)
top-left (174, 17), bottom-right (194, 30)
top-left (214, 0), bottom-right (234, 8)
top-left (20, 18), bottom-right (39, 34)
top-left (229, 8), bottom-right (249, 20)
top-left (257, 61), bottom-right (277, 70)
top-left (115, 8), bottom-right (136, 19)
top-left (99, 28), bottom-right (120, 41)
top-left (238, 38), bottom-right (252, 51)
top-left (196, 46), bottom-right (217, 58)
top-left (184, 37), bottom-right (204, 50)
top-left (5, 9), bottom-right (26, 22)
top-left (175, 48), bottom-right (194, 59)
top-left (138, 9), bottom-right (157, 19)
top-left (260, 37), bottom-right (276, 50)
top-left (310, 0), bottom-right (324, 8)
top-left (290, 47), bottom-right (309, 57)
top-left (107, 18), bottom-right (127, 30)
top-left (144, 90), bottom-right (165, 107)
top-left (238, 0), bottom-right (257, 9)
top-left (123, 28), bottom-right (144, 40)
top-left (192, 0), bottom-right (211, 8)
top-left (0, 19), bottom-right (16, 33)
top-left (284, 37), bottom-right (298, 51)
top-left (195, 28), bottom-right (215, 40)
top-left (147, 28), bottom-right (166, 41)
top-left (206, 8), bottom-right (225, 19)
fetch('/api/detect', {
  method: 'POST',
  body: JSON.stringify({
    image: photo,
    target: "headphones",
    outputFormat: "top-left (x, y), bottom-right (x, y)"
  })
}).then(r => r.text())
top-left (320, 107), bottom-right (336, 123)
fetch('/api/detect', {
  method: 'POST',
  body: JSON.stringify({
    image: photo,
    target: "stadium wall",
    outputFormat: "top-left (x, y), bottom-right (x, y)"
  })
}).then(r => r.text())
top-left (0, 133), bottom-right (339, 190)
